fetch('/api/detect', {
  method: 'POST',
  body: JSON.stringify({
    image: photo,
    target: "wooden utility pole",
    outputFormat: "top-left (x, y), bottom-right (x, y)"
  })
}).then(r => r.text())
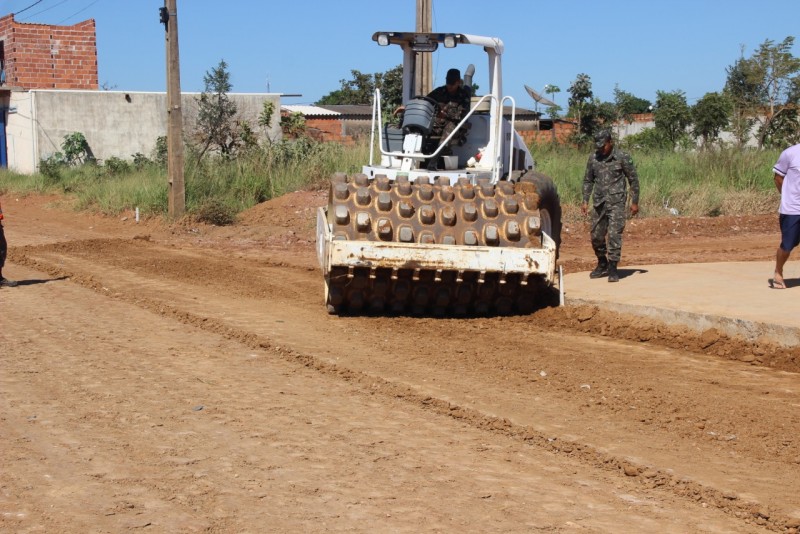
top-left (163, 0), bottom-right (185, 218)
top-left (414, 0), bottom-right (433, 96)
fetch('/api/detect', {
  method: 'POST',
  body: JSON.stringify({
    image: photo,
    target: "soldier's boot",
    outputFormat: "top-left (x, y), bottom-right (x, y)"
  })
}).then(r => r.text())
top-left (589, 257), bottom-right (609, 279)
top-left (607, 261), bottom-right (619, 283)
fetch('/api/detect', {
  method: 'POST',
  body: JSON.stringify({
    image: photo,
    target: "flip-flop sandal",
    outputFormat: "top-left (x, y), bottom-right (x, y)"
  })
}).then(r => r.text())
top-left (771, 278), bottom-right (787, 289)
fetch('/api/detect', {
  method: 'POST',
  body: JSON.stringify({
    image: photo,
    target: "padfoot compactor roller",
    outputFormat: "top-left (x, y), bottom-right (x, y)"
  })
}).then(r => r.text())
top-left (316, 31), bottom-right (562, 315)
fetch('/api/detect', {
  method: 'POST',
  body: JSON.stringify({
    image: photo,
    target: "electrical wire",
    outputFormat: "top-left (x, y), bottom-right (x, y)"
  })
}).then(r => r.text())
top-left (57, 0), bottom-right (101, 24)
top-left (14, 0), bottom-right (44, 16)
top-left (18, 0), bottom-right (69, 22)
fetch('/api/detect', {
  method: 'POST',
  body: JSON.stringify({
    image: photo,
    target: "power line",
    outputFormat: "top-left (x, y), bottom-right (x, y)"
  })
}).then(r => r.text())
top-left (57, 0), bottom-right (101, 24)
top-left (18, 0), bottom-right (69, 22)
top-left (14, 0), bottom-right (44, 16)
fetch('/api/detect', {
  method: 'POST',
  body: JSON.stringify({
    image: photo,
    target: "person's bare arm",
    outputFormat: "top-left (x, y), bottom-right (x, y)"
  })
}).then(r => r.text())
top-left (775, 172), bottom-right (784, 193)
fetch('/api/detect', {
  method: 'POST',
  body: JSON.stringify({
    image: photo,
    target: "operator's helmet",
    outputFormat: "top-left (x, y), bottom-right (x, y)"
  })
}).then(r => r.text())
top-left (594, 129), bottom-right (612, 149)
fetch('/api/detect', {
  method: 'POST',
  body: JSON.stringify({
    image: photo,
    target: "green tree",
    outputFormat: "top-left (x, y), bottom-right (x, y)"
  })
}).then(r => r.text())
top-left (748, 37), bottom-right (800, 147)
top-left (258, 100), bottom-right (276, 142)
top-left (544, 84), bottom-right (561, 118)
top-left (613, 86), bottom-right (652, 122)
top-left (762, 107), bottom-right (800, 147)
top-left (568, 95), bottom-right (617, 143)
top-left (723, 53), bottom-right (760, 147)
top-left (724, 37), bottom-right (800, 148)
top-left (317, 69), bottom-right (374, 105)
top-left (195, 59), bottom-right (240, 159)
top-left (567, 73), bottom-right (593, 136)
top-left (590, 98), bottom-right (618, 131)
top-left (280, 111), bottom-right (307, 138)
top-left (317, 65), bottom-right (404, 112)
top-left (377, 64), bottom-right (404, 111)
top-left (258, 101), bottom-right (274, 130)
top-left (691, 92), bottom-right (732, 149)
top-left (764, 75), bottom-right (800, 146)
top-left (653, 90), bottom-right (692, 149)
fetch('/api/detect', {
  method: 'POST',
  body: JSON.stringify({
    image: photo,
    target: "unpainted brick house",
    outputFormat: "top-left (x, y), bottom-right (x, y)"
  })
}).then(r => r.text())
top-left (0, 14), bottom-right (98, 168)
top-left (0, 13), bottom-right (98, 90)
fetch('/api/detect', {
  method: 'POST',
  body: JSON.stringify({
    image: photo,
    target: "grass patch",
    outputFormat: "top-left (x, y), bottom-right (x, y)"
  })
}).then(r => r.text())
top-left (532, 143), bottom-right (781, 217)
top-left (0, 139), bottom-right (781, 221)
top-left (0, 139), bottom-right (370, 222)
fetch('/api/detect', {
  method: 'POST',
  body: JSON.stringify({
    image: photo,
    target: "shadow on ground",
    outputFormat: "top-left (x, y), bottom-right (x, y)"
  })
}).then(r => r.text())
top-left (616, 268), bottom-right (649, 280)
top-left (10, 276), bottom-right (70, 287)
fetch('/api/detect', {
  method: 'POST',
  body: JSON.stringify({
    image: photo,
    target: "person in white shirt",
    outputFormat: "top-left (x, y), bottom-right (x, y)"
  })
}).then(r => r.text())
top-left (772, 143), bottom-right (800, 289)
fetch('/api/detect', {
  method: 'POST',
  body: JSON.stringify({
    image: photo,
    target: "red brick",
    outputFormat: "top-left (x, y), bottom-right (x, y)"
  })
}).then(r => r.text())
top-left (0, 14), bottom-right (97, 90)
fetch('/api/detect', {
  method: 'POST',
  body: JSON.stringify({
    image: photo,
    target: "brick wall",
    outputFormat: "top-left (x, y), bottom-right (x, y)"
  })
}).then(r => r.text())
top-left (0, 14), bottom-right (98, 90)
top-left (283, 113), bottom-right (355, 145)
top-left (520, 121), bottom-right (576, 145)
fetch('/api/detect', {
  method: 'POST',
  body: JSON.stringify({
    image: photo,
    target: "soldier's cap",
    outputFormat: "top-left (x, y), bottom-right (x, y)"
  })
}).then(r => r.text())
top-left (446, 68), bottom-right (461, 85)
top-left (594, 129), bottom-right (612, 149)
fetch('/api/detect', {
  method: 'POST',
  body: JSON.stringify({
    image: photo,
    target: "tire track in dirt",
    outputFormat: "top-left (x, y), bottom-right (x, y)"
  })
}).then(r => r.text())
top-left (9, 238), bottom-right (799, 532)
top-left (12, 238), bottom-right (800, 373)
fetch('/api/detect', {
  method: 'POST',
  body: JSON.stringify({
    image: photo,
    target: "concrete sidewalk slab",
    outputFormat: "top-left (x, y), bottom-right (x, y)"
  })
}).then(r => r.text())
top-left (564, 261), bottom-right (800, 347)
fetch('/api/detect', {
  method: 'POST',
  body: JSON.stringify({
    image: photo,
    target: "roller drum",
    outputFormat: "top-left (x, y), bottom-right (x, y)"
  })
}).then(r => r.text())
top-left (324, 173), bottom-right (558, 315)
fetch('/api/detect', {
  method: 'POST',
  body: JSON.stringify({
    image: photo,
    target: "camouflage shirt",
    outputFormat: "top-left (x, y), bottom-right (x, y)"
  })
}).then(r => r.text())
top-left (427, 85), bottom-right (471, 123)
top-left (583, 148), bottom-right (640, 207)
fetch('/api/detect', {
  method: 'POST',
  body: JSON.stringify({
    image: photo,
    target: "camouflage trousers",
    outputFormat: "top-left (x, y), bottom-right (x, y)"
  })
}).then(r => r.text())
top-left (432, 117), bottom-right (468, 151)
top-left (590, 201), bottom-right (627, 262)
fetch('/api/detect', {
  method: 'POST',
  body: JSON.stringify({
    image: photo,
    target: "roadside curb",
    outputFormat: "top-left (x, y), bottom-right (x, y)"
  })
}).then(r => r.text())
top-left (565, 297), bottom-right (800, 347)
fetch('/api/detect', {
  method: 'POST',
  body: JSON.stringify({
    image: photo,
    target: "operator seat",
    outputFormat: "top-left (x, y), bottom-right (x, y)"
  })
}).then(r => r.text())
top-left (401, 96), bottom-right (437, 136)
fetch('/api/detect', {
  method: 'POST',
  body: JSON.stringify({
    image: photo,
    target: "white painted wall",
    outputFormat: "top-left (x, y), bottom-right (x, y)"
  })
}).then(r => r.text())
top-left (5, 92), bottom-right (35, 172)
top-left (6, 90), bottom-right (282, 174)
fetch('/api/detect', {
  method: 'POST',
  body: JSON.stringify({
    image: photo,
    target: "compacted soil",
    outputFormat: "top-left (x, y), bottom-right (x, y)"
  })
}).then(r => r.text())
top-left (2, 191), bottom-right (799, 533)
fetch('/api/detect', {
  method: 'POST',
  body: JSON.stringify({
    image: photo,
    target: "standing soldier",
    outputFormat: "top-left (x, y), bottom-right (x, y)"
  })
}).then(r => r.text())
top-left (581, 129), bottom-right (640, 282)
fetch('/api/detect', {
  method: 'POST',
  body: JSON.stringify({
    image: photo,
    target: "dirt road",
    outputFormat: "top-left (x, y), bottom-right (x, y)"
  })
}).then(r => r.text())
top-left (2, 192), bottom-right (799, 533)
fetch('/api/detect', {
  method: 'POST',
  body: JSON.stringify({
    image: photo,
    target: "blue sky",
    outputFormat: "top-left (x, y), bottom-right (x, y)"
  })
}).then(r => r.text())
top-left (4, 0), bottom-right (799, 113)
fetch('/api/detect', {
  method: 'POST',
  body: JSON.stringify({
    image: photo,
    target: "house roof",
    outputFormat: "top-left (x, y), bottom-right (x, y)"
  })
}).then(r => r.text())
top-left (282, 104), bottom-right (340, 117)
top-left (316, 104), bottom-right (373, 116)
top-left (287, 103), bottom-right (541, 119)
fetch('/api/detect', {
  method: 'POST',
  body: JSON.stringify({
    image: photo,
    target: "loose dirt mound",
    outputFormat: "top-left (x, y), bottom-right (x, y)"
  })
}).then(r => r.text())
top-left (237, 189), bottom-right (326, 237)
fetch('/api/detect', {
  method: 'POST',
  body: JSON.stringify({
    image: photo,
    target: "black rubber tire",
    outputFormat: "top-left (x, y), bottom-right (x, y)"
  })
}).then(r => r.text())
top-left (518, 171), bottom-right (562, 258)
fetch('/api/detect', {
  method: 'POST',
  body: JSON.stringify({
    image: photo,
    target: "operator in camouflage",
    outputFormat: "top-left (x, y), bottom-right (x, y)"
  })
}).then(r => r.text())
top-left (581, 129), bottom-right (640, 282)
top-left (425, 68), bottom-right (471, 169)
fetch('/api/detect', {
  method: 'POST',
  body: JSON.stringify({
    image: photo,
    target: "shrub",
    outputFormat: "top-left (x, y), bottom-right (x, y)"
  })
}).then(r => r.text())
top-left (194, 199), bottom-right (236, 226)
top-left (104, 156), bottom-right (130, 176)
top-left (39, 153), bottom-right (65, 183)
top-left (132, 152), bottom-right (151, 169)
top-left (62, 132), bottom-right (94, 165)
top-left (619, 127), bottom-right (670, 151)
top-left (153, 136), bottom-right (168, 167)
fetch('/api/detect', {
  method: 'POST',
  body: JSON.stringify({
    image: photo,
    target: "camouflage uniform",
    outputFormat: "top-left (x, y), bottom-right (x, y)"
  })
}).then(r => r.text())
top-left (426, 84), bottom-right (471, 150)
top-left (583, 145), bottom-right (640, 262)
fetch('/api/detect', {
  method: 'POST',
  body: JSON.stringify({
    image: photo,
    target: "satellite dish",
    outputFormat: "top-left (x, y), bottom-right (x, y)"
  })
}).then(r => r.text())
top-left (524, 84), bottom-right (557, 107)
